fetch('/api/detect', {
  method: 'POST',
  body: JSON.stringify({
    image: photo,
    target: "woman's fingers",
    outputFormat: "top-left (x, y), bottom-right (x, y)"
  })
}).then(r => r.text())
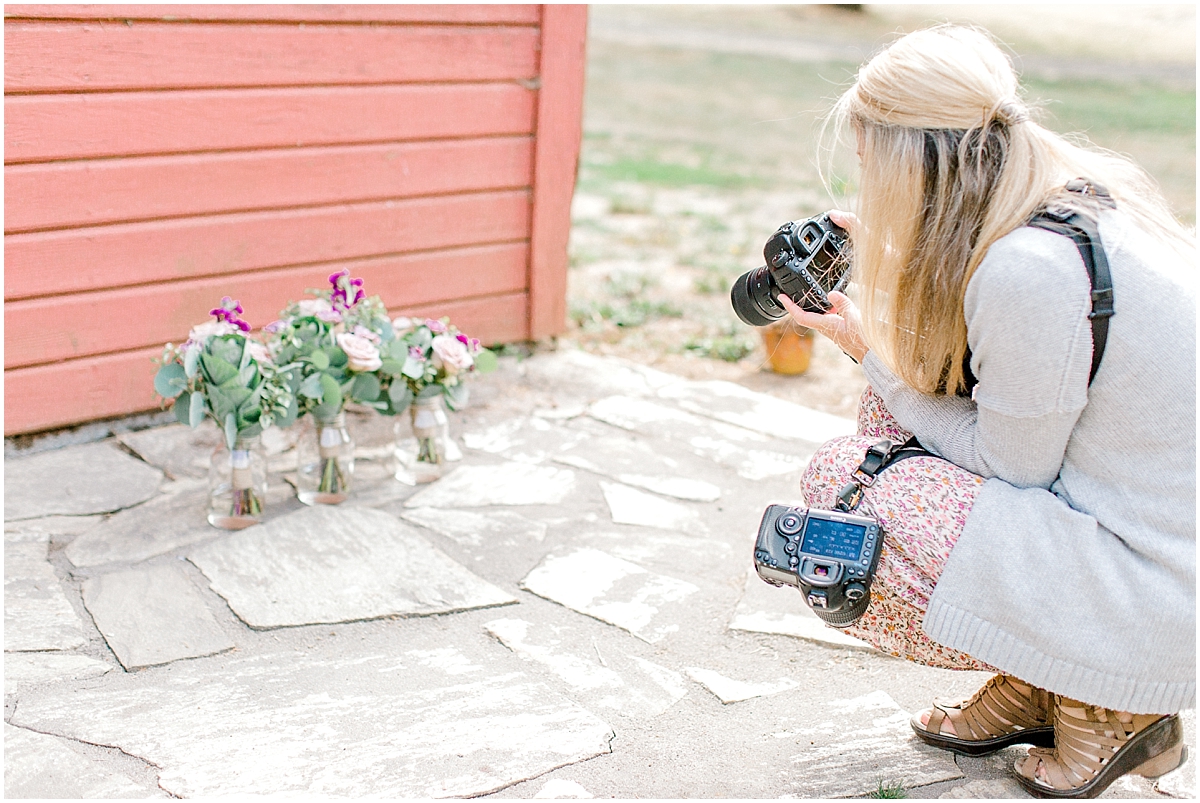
top-left (827, 209), bottom-right (859, 232)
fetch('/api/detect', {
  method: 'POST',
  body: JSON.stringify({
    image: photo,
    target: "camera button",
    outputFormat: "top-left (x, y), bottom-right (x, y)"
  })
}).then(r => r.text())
top-left (784, 542), bottom-right (797, 555)
top-left (789, 557), bottom-right (800, 567)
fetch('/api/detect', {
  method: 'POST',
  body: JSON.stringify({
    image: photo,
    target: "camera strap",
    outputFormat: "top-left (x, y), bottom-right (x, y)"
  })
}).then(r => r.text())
top-left (962, 178), bottom-right (1115, 394)
top-left (835, 436), bottom-right (931, 512)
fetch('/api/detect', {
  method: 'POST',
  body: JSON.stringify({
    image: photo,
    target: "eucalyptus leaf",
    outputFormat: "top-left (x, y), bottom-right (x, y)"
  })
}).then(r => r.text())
top-left (473, 348), bottom-right (499, 374)
top-left (154, 363), bottom-right (187, 399)
top-left (309, 350), bottom-right (330, 371)
top-left (224, 413), bottom-right (237, 450)
top-left (444, 382), bottom-right (469, 412)
top-left (388, 340), bottom-right (408, 361)
top-left (326, 347), bottom-right (348, 368)
top-left (174, 391), bottom-right (192, 425)
top-left (417, 384), bottom-right (443, 400)
top-left (239, 421), bottom-right (263, 440)
top-left (223, 386), bottom-right (253, 411)
top-left (388, 382), bottom-right (413, 413)
top-left (402, 357), bottom-right (426, 379)
top-left (189, 391), bottom-right (206, 428)
top-left (183, 346), bottom-right (201, 379)
top-left (318, 373), bottom-right (343, 412)
top-left (210, 337), bottom-right (242, 367)
top-left (275, 396), bottom-right (300, 428)
top-left (201, 353), bottom-right (239, 386)
top-left (205, 386), bottom-right (234, 421)
top-left (298, 373), bottom-right (324, 399)
top-left (351, 372), bottom-right (381, 403)
top-left (379, 359), bottom-right (405, 377)
top-left (238, 336), bottom-right (252, 370)
top-left (234, 364), bottom-right (258, 388)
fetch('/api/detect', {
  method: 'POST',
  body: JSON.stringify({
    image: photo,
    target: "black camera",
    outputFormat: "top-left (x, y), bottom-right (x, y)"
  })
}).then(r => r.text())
top-left (730, 213), bottom-right (851, 327)
top-left (753, 504), bottom-right (883, 628)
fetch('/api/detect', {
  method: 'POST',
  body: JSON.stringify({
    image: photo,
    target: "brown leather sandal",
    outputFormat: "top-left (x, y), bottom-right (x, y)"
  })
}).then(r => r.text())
top-left (910, 674), bottom-right (1055, 756)
top-left (1014, 696), bottom-right (1185, 799)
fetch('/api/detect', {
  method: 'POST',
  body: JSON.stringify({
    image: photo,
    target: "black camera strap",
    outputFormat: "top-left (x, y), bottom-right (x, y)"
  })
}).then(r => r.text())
top-left (961, 178), bottom-right (1116, 394)
top-left (835, 436), bottom-right (931, 512)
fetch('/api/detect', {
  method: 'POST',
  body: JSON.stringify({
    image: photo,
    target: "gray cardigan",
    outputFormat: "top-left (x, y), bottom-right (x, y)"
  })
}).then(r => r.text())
top-left (862, 210), bottom-right (1195, 714)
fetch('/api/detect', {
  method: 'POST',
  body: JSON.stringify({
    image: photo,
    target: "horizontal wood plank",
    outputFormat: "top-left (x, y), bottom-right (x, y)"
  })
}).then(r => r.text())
top-left (4, 5), bottom-right (541, 24)
top-left (5, 84), bottom-right (536, 164)
top-left (6, 243), bottom-right (529, 368)
top-left (4, 291), bottom-right (528, 435)
top-left (6, 190), bottom-right (531, 301)
top-left (5, 22), bottom-right (539, 93)
top-left (7, 137), bottom-right (534, 233)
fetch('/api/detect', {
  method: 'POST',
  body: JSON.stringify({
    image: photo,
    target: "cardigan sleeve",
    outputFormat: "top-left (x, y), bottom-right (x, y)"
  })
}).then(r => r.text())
top-left (859, 227), bottom-right (1095, 489)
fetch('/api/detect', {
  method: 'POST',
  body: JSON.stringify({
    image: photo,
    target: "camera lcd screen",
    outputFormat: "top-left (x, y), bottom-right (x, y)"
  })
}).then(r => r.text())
top-left (800, 517), bottom-right (867, 561)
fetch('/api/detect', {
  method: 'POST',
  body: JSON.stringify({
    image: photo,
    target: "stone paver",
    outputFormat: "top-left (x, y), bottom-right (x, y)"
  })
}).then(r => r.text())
top-left (402, 506), bottom-right (548, 548)
top-left (656, 379), bottom-right (855, 443)
top-left (938, 779), bottom-right (1031, 798)
top-left (118, 423), bottom-right (223, 480)
top-left (533, 778), bottom-right (594, 798)
top-left (64, 481), bottom-right (219, 568)
top-left (780, 690), bottom-right (963, 798)
top-left (5, 652), bottom-right (114, 695)
top-left (485, 617), bottom-right (687, 719)
top-left (188, 506), bottom-right (517, 628)
top-left (599, 481), bottom-right (703, 530)
top-left (82, 563), bottom-right (235, 669)
top-left (405, 462), bottom-right (577, 508)
top-left (552, 430), bottom-right (721, 501)
top-left (4, 540), bottom-right (87, 651)
top-left (729, 568), bottom-right (874, 651)
top-left (520, 548), bottom-right (698, 644)
top-left (4, 441), bottom-right (163, 521)
top-left (5, 515), bottom-right (104, 540)
top-left (462, 416), bottom-right (588, 464)
top-left (10, 635), bottom-right (614, 798)
top-left (4, 723), bottom-right (165, 798)
top-left (684, 666), bottom-right (798, 704)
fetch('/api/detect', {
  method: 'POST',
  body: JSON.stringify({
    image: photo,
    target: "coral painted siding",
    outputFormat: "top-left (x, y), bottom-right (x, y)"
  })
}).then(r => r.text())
top-left (4, 4), bottom-right (587, 436)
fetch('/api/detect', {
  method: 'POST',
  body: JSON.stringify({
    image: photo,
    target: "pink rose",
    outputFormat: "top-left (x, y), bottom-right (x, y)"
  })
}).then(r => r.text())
top-left (431, 334), bottom-right (474, 376)
top-left (336, 332), bottom-right (382, 372)
top-left (246, 341), bottom-right (273, 366)
top-left (182, 320), bottom-right (237, 353)
top-left (352, 325), bottom-right (382, 345)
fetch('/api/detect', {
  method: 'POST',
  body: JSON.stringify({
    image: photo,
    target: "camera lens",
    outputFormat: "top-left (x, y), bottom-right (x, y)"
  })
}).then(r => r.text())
top-left (730, 266), bottom-right (785, 327)
top-left (777, 512), bottom-right (803, 536)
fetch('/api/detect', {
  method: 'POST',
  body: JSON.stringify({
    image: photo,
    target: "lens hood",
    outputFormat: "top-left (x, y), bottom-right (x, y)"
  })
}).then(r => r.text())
top-left (730, 268), bottom-right (780, 327)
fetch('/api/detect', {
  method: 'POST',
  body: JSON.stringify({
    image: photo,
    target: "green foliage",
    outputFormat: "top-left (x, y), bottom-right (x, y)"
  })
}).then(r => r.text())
top-left (684, 331), bottom-right (756, 362)
top-left (867, 780), bottom-right (907, 799)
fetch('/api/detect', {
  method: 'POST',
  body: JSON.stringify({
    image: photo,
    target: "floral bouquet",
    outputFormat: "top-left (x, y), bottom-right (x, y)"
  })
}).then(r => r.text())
top-left (154, 297), bottom-right (293, 525)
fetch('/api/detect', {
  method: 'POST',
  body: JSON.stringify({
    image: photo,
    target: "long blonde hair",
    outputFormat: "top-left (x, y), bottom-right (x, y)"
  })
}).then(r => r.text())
top-left (825, 25), bottom-right (1194, 395)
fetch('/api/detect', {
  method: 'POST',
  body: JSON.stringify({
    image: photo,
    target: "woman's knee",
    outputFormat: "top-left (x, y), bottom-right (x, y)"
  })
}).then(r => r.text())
top-left (800, 435), bottom-right (875, 508)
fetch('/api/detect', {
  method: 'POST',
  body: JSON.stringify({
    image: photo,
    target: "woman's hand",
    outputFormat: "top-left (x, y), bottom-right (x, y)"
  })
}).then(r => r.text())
top-left (778, 291), bottom-right (868, 363)
top-left (778, 208), bottom-right (869, 362)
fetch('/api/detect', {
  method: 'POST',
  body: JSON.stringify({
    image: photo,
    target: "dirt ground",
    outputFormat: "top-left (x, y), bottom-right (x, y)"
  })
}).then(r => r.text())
top-left (557, 4), bottom-right (1196, 421)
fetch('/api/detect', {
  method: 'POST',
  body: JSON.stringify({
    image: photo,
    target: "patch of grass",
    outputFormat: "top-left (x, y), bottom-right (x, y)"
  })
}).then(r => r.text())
top-left (866, 780), bottom-right (908, 799)
top-left (569, 272), bottom-right (684, 330)
top-left (693, 266), bottom-right (734, 296)
top-left (586, 156), bottom-right (754, 189)
top-left (683, 326), bottom-right (756, 362)
top-left (1027, 76), bottom-right (1196, 136)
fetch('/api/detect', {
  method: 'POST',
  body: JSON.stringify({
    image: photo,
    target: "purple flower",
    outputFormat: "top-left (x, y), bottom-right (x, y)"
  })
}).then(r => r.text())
top-left (425, 318), bottom-right (447, 334)
top-left (210, 297), bottom-right (251, 331)
top-left (329, 269), bottom-right (366, 311)
top-left (408, 346), bottom-right (427, 361)
top-left (456, 333), bottom-right (470, 346)
top-left (263, 320), bottom-right (287, 334)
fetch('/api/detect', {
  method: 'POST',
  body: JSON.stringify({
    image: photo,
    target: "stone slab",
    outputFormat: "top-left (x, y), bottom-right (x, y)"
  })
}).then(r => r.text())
top-left (523, 349), bottom-right (682, 401)
top-left (4, 723), bottom-right (165, 799)
top-left (82, 563), bottom-right (236, 670)
top-left (402, 507), bottom-right (547, 548)
top-left (5, 652), bottom-right (114, 695)
top-left (5, 515), bottom-right (104, 541)
top-left (599, 481), bottom-right (703, 531)
top-left (404, 462), bottom-right (577, 508)
top-left (534, 778), bottom-right (595, 798)
top-left (484, 617), bottom-right (687, 719)
top-left (520, 548), bottom-right (698, 643)
top-left (657, 379), bottom-right (855, 444)
top-left (684, 666), bottom-right (798, 704)
top-left (777, 690), bottom-right (962, 798)
top-left (554, 432), bottom-right (721, 501)
top-left (938, 779), bottom-right (1031, 798)
top-left (188, 506), bottom-right (517, 628)
top-left (118, 423), bottom-right (224, 479)
top-left (10, 637), bottom-right (614, 798)
top-left (4, 540), bottom-right (87, 652)
top-left (64, 480), bottom-right (219, 568)
top-left (685, 434), bottom-right (814, 481)
top-left (729, 568), bottom-right (874, 651)
top-left (5, 441), bottom-right (163, 521)
top-left (462, 416), bottom-right (588, 465)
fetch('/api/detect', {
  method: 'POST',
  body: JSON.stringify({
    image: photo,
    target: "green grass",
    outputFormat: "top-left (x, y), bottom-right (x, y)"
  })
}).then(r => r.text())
top-left (866, 779), bottom-right (908, 799)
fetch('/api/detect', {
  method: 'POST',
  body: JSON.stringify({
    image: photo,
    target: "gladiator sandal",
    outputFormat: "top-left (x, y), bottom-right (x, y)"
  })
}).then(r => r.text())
top-left (1014, 696), bottom-right (1185, 799)
top-left (910, 674), bottom-right (1055, 756)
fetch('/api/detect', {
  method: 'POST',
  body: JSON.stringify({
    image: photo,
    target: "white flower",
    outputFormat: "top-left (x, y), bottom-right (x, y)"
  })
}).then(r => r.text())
top-left (337, 332), bottom-right (382, 372)
top-left (431, 334), bottom-right (474, 376)
top-left (182, 320), bottom-right (236, 353)
top-left (246, 341), bottom-right (273, 366)
top-left (352, 325), bottom-right (382, 345)
top-left (392, 316), bottom-right (415, 335)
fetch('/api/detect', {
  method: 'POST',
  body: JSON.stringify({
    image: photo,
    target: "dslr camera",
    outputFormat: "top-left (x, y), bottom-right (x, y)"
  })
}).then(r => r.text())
top-left (730, 213), bottom-right (850, 327)
top-left (753, 504), bottom-right (883, 628)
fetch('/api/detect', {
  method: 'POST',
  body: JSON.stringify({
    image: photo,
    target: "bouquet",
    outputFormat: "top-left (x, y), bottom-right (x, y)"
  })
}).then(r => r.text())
top-left (390, 316), bottom-right (497, 409)
top-left (154, 297), bottom-right (293, 521)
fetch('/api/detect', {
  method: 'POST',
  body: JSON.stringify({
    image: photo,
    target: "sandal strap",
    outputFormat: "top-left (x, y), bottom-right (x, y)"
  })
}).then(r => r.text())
top-left (929, 674), bottom-right (1049, 741)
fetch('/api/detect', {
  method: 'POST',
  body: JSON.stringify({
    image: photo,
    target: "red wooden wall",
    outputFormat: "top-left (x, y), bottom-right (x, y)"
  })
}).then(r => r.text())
top-left (4, 4), bottom-right (587, 436)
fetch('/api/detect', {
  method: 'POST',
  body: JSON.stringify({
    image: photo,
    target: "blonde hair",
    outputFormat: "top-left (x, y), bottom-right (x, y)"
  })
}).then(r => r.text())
top-left (825, 25), bottom-right (1195, 395)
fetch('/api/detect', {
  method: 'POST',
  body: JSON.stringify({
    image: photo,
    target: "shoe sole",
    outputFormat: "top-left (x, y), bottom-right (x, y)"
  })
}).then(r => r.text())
top-left (1013, 713), bottom-right (1184, 799)
top-left (909, 715), bottom-right (1055, 756)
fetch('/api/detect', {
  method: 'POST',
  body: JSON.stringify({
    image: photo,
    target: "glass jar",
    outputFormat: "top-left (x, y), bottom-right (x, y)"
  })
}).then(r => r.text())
top-left (208, 435), bottom-right (268, 529)
top-left (395, 395), bottom-right (464, 485)
top-left (296, 411), bottom-right (354, 505)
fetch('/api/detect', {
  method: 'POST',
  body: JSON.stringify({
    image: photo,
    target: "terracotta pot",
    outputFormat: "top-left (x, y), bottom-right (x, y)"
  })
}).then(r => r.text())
top-left (760, 321), bottom-right (815, 375)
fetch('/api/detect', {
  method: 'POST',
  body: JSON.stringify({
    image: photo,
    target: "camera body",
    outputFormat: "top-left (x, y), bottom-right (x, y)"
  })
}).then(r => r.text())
top-left (753, 504), bottom-right (883, 628)
top-left (730, 213), bottom-right (850, 327)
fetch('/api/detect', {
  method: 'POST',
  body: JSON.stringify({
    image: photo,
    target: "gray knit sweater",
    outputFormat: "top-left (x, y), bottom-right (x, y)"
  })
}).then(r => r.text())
top-left (861, 210), bottom-right (1196, 714)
